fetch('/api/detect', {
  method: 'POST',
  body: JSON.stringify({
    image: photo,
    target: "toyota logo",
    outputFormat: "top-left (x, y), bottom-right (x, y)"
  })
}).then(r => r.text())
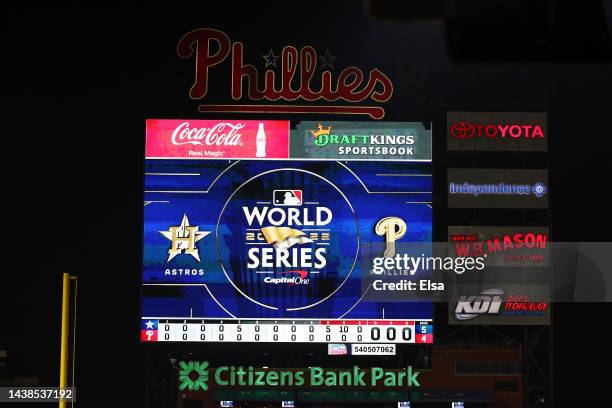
top-left (450, 121), bottom-right (475, 139)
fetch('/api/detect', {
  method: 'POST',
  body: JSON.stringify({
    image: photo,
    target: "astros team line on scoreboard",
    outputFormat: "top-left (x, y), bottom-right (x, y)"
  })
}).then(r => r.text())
top-left (141, 318), bottom-right (434, 343)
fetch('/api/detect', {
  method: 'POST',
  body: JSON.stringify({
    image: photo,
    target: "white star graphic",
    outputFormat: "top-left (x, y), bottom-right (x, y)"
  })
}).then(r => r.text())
top-left (160, 213), bottom-right (210, 262)
top-left (145, 320), bottom-right (155, 329)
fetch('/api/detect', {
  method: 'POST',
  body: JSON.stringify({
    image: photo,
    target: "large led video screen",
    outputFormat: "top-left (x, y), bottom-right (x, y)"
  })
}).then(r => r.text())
top-left (141, 120), bottom-right (433, 344)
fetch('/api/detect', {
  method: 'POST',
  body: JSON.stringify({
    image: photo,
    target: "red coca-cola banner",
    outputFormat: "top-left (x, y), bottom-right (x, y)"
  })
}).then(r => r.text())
top-left (145, 119), bottom-right (289, 159)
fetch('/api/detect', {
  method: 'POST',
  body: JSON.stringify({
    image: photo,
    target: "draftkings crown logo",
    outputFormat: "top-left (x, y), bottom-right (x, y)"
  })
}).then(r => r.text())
top-left (160, 213), bottom-right (210, 262)
top-left (309, 123), bottom-right (332, 139)
top-left (179, 361), bottom-right (209, 391)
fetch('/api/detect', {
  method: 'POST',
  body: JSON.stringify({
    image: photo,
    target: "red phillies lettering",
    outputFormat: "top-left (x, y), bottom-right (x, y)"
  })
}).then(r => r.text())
top-left (177, 28), bottom-right (231, 99)
top-left (178, 28), bottom-right (393, 104)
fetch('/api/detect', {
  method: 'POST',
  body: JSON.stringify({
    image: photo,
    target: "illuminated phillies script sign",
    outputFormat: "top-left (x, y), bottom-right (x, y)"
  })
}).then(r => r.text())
top-left (177, 28), bottom-right (394, 119)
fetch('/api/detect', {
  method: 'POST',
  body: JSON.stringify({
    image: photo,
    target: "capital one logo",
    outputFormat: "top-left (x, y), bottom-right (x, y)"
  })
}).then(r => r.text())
top-left (450, 121), bottom-right (545, 140)
top-left (454, 289), bottom-right (504, 321)
top-left (179, 361), bottom-right (209, 391)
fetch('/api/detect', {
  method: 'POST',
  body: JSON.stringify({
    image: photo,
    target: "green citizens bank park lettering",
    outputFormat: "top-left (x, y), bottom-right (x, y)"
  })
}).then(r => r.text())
top-left (179, 361), bottom-right (421, 391)
top-left (217, 365), bottom-right (420, 387)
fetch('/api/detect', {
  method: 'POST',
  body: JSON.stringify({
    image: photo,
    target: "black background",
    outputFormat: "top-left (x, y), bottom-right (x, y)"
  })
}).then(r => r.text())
top-left (2, 2), bottom-right (611, 407)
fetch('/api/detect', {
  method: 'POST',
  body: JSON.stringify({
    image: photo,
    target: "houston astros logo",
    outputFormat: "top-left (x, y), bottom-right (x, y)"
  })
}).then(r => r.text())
top-left (375, 217), bottom-right (407, 257)
top-left (160, 213), bottom-right (210, 262)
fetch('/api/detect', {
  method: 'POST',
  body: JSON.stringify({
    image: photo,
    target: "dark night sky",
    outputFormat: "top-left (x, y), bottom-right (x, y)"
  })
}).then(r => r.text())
top-left (1, 2), bottom-right (612, 407)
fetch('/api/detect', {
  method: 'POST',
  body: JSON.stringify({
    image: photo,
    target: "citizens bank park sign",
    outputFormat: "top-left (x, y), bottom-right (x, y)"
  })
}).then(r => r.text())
top-left (177, 28), bottom-right (393, 119)
top-left (178, 361), bottom-right (422, 392)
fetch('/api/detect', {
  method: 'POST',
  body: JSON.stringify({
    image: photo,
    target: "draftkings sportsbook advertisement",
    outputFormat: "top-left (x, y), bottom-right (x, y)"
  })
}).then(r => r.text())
top-left (142, 119), bottom-right (434, 344)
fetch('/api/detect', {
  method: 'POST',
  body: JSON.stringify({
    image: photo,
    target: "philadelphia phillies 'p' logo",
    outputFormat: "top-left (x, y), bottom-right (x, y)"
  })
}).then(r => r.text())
top-left (375, 217), bottom-right (407, 258)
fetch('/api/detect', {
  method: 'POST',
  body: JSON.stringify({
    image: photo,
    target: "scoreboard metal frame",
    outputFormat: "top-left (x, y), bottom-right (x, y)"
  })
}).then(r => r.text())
top-left (142, 120), bottom-right (435, 346)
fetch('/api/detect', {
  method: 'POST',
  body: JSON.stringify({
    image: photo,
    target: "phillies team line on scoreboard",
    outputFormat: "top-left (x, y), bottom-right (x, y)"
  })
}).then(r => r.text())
top-left (141, 120), bottom-right (434, 344)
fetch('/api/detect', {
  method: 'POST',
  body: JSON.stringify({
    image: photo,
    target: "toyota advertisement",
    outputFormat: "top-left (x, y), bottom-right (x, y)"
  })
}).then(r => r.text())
top-left (447, 112), bottom-right (547, 151)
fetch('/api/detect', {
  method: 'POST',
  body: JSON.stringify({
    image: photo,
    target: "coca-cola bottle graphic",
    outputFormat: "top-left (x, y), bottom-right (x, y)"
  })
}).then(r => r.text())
top-left (256, 122), bottom-right (266, 157)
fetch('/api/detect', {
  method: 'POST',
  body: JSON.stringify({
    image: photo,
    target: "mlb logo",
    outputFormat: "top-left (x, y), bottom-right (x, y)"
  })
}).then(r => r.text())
top-left (273, 190), bottom-right (302, 206)
top-left (452, 403), bottom-right (465, 408)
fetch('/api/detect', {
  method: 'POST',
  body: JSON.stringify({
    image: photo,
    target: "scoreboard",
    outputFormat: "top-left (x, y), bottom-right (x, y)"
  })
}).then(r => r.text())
top-left (141, 319), bottom-right (434, 344)
top-left (142, 119), bottom-right (433, 344)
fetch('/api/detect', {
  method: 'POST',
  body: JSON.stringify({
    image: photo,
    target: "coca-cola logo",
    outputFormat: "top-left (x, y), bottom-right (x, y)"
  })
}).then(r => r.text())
top-left (171, 122), bottom-right (244, 146)
top-left (450, 121), bottom-right (545, 140)
top-left (177, 28), bottom-right (394, 119)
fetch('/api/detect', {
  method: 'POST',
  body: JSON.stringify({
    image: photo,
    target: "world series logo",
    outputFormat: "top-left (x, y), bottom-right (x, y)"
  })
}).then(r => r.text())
top-left (244, 189), bottom-right (330, 286)
top-left (216, 168), bottom-right (359, 311)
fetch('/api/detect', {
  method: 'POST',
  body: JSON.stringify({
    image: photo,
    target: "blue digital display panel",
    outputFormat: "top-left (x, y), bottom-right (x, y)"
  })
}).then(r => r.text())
top-left (141, 122), bottom-right (433, 343)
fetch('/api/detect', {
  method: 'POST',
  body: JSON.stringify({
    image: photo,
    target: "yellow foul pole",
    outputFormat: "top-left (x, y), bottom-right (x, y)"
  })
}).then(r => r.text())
top-left (59, 273), bottom-right (70, 408)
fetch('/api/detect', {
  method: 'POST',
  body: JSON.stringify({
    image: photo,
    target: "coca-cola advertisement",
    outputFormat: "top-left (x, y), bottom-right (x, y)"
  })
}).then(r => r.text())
top-left (145, 119), bottom-right (289, 159)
